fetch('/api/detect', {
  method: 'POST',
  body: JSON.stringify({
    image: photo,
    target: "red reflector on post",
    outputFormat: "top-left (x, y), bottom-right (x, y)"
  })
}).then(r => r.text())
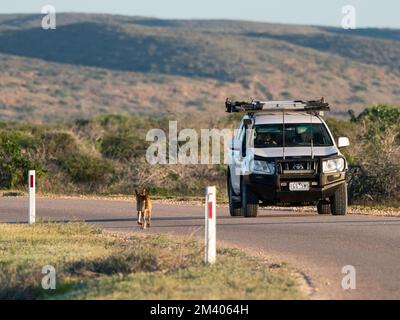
top-left (208, 201), bottom-right (213, 219)
top-left (30, 175), bottom-right (34, 188)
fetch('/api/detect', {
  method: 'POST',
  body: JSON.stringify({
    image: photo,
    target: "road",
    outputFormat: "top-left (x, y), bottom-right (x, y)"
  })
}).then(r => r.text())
top-left (1, 196), bottom-right (399, 299)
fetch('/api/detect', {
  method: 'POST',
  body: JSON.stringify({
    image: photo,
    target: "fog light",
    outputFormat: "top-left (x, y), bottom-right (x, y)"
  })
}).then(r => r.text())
top-left (281, 182), bottom-right (288, 187)
top-left (327, 174), bottom-right (341, 182)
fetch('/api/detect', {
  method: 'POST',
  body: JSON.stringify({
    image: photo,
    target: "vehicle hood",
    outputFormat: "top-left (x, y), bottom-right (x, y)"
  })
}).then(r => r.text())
top-left (254, 146), bottom-right (338, 158)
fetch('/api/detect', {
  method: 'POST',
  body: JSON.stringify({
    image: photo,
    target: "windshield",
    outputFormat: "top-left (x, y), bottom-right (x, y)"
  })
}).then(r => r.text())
top-left (254, 123), bottom-right (333, 148)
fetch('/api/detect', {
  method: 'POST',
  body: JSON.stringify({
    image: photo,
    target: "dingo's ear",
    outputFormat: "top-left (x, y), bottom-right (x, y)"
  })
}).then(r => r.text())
top-left (135, 189), bottom-right (138, 196)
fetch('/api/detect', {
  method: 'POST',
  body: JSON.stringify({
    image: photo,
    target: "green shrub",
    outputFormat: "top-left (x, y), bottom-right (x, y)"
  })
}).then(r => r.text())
top-left (39, 131), bottom-right (79, 160)
top-left (0, 130), bottom-right (36, 149)
top-left (0, 131), bottom-right (41, 188)
top-left (352, 104), bottom-right (400, 143)
top-left (100, 134), bottom-right (144, 160)
top-left (345, 104), bottom-right (400, 203)
top-left (351, 83), bottom-right (368, 92)
top-left (62, 154), bottom-right (114, 185)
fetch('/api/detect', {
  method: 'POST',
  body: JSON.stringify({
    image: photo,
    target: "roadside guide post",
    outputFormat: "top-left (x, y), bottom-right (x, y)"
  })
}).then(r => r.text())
top-left (28, 170), bottom-right (36, 224)
top-left (205, 186), bottom-right (216, 264)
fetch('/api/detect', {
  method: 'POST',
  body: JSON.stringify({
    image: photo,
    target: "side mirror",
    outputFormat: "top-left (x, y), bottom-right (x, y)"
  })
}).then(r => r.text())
top-left (338, 137), bottom-right (350, 148)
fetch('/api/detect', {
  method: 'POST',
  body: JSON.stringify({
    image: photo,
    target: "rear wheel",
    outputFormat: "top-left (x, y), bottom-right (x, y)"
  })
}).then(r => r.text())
top-left (317, 201), bottom-right (331, 214)
top-left (331, 183), bottom-right (348, 216)
top-left (241, 179), bottom-right (258, 217)
top-left (227, 174), bottom-right (242, 216)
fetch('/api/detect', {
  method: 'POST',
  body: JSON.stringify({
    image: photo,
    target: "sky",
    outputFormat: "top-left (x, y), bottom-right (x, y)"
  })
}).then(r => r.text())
top-left (0, 0), bottom-right (399, 28)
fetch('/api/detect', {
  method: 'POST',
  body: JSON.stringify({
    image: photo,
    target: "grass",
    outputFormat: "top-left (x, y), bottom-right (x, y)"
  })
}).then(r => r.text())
top-left (0, 223), bottom-right (304, 300)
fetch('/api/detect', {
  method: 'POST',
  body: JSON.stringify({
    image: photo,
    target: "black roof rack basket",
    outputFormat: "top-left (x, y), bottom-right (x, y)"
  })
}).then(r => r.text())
top-left (225, 97), bottom-right (330, 113)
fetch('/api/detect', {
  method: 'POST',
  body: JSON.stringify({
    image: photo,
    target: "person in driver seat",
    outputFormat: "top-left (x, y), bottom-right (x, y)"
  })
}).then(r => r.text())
top-left (257, 132), bottom-right (278, 146)
top-left (300, 130), bottom-right (312, 144)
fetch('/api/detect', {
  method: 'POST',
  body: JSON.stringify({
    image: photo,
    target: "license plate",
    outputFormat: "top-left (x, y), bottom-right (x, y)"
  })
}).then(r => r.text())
top-left (289, 182), bottom-right (310, 191)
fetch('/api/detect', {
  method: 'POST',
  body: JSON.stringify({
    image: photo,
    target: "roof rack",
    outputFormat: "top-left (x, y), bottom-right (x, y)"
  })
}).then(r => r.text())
top-left (225, 97), bottom-right (330, 113)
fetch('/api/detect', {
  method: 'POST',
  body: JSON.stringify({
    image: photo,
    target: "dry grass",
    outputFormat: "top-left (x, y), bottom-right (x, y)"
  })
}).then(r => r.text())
top-left (348, 206), bottom-right (400, 217)
top-left (0, 222), bottom-right (304, 300)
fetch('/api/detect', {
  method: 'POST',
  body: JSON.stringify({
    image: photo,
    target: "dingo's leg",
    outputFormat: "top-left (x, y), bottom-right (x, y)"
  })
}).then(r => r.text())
top-left (142, 212), bottom-right (148, 229)
top-left (148, 210), bottom-right (152, 228)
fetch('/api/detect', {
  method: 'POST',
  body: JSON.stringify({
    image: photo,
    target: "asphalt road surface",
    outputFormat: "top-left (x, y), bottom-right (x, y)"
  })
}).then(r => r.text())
top-left (1, 196), bottom-right (399, 299)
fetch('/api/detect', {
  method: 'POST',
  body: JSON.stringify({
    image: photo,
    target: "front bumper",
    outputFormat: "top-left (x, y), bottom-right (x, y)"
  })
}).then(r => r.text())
top-left (246, 157), bottom-right (346, 204)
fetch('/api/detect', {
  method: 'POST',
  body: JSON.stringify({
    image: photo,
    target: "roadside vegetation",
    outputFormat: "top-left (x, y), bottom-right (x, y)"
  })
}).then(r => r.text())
top-left (0, 104), bottom-right (399, 206)
top-left (326, 104), bottom-right (400, 206)
top-left (0, 222), bottom-right (304, 300)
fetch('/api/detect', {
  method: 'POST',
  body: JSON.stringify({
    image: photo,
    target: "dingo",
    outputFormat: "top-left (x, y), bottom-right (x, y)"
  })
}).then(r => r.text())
top-left (135, 189), bottom-right (152, 229)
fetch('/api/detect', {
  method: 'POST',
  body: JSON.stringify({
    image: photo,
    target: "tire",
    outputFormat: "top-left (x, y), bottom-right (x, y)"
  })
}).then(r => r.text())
top-left (330, 183), bottom-right (348, 216)
top-left (227, 173), bottom-right (242, 217)
top-left (317, 201), bottom-right (331, 214)
top-left (241, 179), bottom-right (258, 217)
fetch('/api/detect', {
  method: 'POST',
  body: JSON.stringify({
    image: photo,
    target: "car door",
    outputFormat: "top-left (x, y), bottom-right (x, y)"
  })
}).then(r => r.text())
top-left (229, 120), bottom-right (244, 194)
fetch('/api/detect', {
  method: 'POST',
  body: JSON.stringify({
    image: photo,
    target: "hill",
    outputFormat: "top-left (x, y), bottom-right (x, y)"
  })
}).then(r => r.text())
top-left (0, 13), bottom-right (400, 122)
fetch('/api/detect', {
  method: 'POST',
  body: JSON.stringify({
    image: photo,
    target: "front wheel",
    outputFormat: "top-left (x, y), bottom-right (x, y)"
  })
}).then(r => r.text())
top-left (330, 183), bottom-right (348, 216)
top-left (241, 180), bottom-right (258, 217)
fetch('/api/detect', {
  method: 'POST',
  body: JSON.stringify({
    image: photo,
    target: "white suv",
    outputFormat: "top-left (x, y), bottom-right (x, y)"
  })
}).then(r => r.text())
top-left (226, 98), bottom-right (350, 217)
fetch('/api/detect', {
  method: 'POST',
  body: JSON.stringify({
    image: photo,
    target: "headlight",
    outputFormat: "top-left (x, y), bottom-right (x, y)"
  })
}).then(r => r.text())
top-left (251, 160), bottom-right (275, 175)
top-left (322, 158), bottom-right (345, 173)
